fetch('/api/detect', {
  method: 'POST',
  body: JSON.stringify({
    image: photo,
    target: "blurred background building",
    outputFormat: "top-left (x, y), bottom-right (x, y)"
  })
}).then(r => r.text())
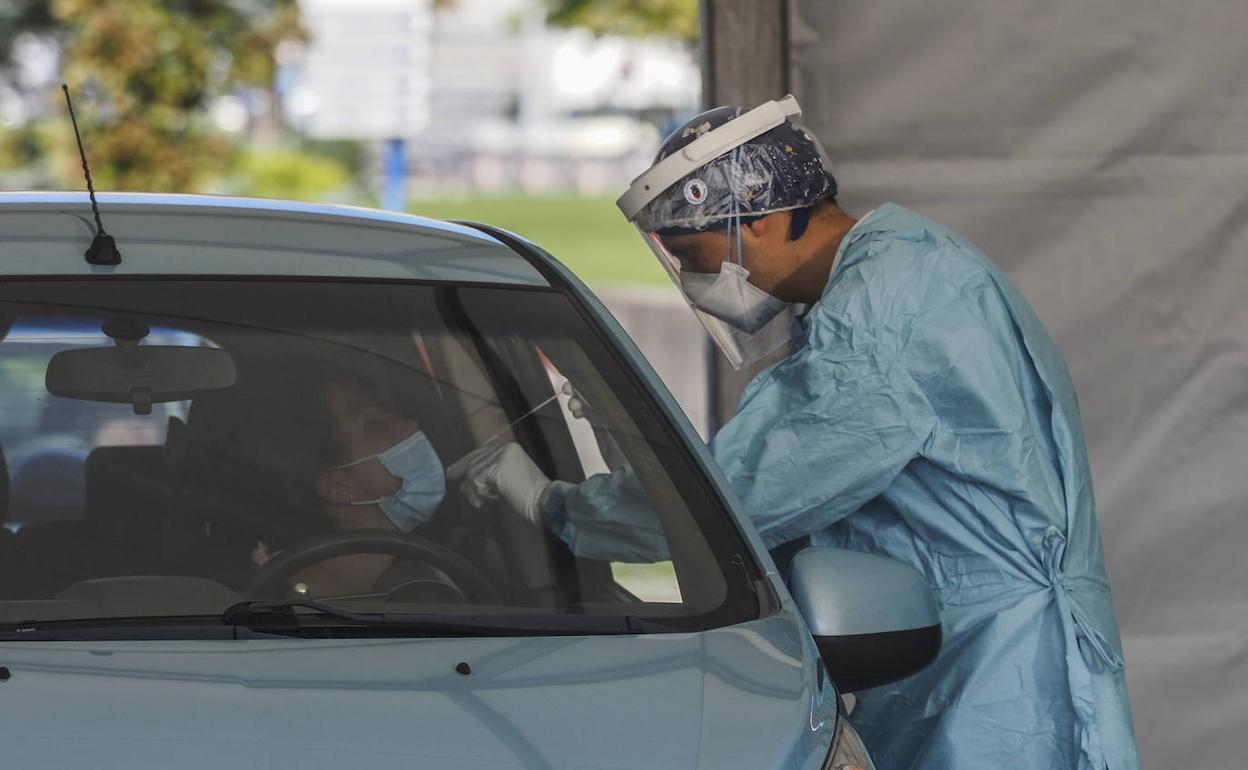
top-left (282, 0), bottom-right (697, 200)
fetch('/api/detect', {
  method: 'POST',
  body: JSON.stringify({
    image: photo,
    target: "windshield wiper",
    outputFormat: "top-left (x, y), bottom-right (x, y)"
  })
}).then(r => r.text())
top-left (222, 600), bottom-right (666, 636)
top-left (0, 603), bottom-right (669, 641)
top-left (221, 599), bottom-right (381, 628)
top-left (0, 614), bottom-right (241, 641)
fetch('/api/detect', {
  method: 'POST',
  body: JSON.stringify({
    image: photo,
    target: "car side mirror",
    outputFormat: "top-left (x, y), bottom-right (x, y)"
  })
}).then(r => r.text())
top-left (788, 547), bottom-right (941, 693)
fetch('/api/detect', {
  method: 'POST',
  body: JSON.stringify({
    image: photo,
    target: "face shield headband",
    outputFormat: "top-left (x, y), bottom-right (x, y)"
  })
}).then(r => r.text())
top-left (616, 95), bottom-right (804, 224)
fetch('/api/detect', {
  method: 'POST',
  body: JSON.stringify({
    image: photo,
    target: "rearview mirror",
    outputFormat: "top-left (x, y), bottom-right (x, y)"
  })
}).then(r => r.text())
top-left (788, 547), bottom-right (941, 692)
top-left (46, 345), bottom-right (237, 413)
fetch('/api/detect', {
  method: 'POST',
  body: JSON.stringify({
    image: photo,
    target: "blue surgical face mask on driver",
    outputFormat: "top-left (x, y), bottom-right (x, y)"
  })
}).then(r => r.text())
top-left (331, 430), bottom-right (446, 531)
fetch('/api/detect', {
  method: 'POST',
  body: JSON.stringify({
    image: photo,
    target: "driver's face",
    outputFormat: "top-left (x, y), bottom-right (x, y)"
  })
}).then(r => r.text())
top-left (325, 382), bottom-right (420, 504)
top-left (283, 381), bottom-right (424, 599)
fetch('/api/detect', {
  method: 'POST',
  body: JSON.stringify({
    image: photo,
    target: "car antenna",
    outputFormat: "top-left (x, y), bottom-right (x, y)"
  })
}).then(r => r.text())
top-left (61, 83), bottom-right (121, 266)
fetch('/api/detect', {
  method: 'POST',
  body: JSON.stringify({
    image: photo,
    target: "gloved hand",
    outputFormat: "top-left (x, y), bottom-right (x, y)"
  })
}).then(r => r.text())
top-left (446, 442), bottom-right (552, 523)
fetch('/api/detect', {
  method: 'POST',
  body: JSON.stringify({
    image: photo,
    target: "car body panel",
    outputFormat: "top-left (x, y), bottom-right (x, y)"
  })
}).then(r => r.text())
top-left (0, 614), bottom-right (835, 770)
top-left (0, 192), bottom-right (548, 285)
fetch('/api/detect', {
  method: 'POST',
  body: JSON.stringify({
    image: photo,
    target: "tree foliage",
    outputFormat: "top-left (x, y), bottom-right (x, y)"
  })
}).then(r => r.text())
top-left (4, 0), bottom-right (303, 191)
top-left (230, 144), bottom-right (353, 201)
top-left (542, 0), bottom-right (698, 45)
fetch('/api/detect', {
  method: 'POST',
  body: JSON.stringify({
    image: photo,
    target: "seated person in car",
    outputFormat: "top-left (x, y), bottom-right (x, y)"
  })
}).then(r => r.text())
top-left (279, 376), bottom-right (446, 596)
top-left (191, 356), bottom-right (448, 599)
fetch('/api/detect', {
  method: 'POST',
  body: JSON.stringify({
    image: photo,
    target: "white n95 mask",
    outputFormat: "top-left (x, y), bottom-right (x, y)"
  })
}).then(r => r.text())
top-left (332, 430), bottom-right (446, 531)
top-left (679, 261), bottom-right (790, 333)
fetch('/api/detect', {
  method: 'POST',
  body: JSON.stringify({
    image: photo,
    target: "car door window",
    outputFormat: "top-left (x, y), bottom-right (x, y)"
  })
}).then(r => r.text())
top-left (538, 353), bottom-right (682, 603)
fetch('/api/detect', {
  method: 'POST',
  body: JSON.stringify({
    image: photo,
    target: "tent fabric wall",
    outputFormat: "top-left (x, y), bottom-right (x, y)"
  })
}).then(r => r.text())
top-left (791, 1), bottom-right (1248, 766)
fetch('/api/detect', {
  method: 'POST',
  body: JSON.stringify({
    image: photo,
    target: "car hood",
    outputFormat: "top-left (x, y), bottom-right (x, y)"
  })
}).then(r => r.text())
top-left (0, 613), bottom-right (835, 770)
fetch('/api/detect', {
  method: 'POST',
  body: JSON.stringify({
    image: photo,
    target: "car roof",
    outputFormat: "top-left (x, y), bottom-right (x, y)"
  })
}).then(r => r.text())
top-left (0, 192), bottom-right (550, 285)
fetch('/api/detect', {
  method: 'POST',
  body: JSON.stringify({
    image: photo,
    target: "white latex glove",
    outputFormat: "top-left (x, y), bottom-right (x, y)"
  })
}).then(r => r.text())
top-left (446, 441), bottom-right (552, 522)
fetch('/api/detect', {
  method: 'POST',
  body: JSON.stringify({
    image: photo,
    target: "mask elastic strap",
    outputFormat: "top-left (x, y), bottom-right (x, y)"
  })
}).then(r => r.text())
top-left (330, 452), bottom-right (379, 472)
top-left (734, 218), bottom-right (744, 268)
top-left (730, 146), bottom-right (744, 268)
top-left (330, 428), bottom-right (424, 472)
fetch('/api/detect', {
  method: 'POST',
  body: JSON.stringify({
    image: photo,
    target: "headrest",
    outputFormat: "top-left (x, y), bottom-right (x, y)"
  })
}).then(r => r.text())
top-left (85, 446), bottom-right (165, 523)
top-left (9, 448), bottom-right (86, 527)
top-left (84, 446), bottom-right (168, 576)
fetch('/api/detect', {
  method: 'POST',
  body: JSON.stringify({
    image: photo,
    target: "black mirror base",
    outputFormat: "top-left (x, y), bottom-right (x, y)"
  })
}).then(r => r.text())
top-left (817, 623), bottom-right (942, 693)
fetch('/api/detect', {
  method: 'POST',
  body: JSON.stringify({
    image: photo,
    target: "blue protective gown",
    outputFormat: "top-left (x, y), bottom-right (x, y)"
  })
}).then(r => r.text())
top-left (544, 203), bottom-right (1140, 770)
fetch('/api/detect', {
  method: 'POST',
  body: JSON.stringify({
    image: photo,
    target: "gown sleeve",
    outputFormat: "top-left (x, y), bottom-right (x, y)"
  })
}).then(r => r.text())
top-left (540, 469), bottom-right (671, 563)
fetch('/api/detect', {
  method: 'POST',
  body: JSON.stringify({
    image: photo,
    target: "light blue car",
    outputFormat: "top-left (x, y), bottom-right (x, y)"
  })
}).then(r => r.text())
top-left (0, 193), bottom-right (941, 770)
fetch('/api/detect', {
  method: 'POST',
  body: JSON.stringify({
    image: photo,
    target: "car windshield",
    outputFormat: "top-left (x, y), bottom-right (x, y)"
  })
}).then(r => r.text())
top-left (0, 278), bottom-right (760, 637)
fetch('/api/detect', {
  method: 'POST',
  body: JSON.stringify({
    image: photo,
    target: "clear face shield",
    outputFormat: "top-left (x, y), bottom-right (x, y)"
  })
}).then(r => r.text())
top-left (617, 95), bottom-right (815, 370)
top-left (636, 217), bottom-right (802, 371)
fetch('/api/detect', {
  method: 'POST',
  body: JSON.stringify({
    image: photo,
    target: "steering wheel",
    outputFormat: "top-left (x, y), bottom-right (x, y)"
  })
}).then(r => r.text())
top-left (244, 529), bottom-right (501, 605)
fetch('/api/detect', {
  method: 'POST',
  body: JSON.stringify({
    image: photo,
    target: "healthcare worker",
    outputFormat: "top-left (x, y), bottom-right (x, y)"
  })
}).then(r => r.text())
top-left (450, 96), bottom-right (1140, 770)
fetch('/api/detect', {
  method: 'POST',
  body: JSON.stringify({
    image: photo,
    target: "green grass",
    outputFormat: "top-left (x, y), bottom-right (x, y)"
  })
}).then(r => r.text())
top-left (610, 561), bottom-right (683, 603)
top-left (408, 195), bottom-right (669, 288)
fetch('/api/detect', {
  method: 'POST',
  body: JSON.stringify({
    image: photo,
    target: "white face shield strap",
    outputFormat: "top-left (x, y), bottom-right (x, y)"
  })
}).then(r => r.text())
top-left (615, 94), bottom-right (803, 223)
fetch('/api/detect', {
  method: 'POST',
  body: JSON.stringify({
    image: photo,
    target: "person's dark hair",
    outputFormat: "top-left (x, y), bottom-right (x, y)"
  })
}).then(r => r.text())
top-left (788, 205), bottom-right (816, 241)
top-left (658, 195), bottom-right (839, 242)
top-left (788, 195), bottom-right (839, 241)
top-left (184, 354), bottom-right (340, 549)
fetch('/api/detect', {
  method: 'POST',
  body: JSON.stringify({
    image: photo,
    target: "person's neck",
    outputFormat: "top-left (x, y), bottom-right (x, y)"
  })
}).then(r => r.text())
top-left (781, 207), bottom-right (859, 304)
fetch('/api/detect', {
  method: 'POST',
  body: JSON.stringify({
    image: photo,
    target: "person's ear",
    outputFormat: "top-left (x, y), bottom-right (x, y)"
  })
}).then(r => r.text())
top-left (742, 215), bottom-right (770, 240)
top-left (317, 469), bottom-right (355, 505)
top-left (742, 211), bottom-right (792, 244)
